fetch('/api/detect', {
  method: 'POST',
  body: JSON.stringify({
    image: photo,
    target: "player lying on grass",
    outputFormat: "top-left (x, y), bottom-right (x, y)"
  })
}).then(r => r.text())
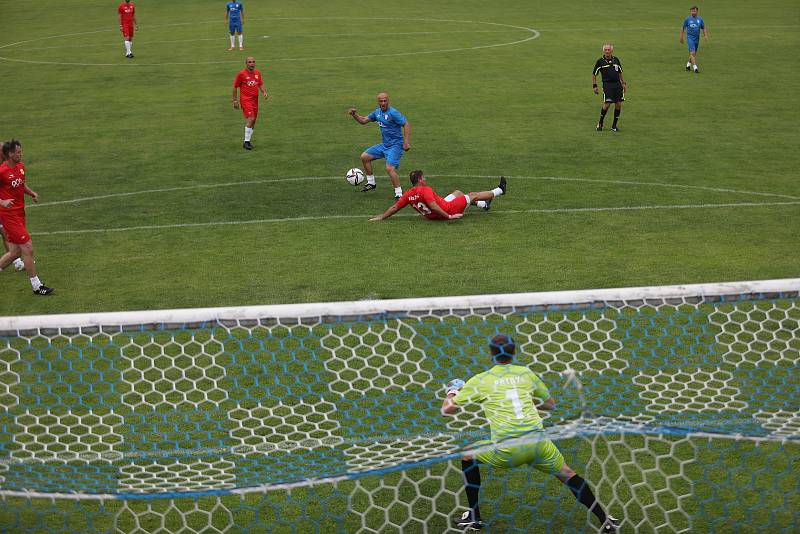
top-left (441, 334), bottom-right (619, 532)
top-left (369, 170), bottom-right (506, 221)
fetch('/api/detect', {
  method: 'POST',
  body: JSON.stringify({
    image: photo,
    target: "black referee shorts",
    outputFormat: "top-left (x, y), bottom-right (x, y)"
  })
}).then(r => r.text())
top-left (602, 83), bottom-right (625, 103)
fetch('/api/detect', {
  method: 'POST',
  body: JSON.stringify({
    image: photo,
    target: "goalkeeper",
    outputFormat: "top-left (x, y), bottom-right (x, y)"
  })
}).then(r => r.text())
top-left (441, 334), bottom-right (619, 532)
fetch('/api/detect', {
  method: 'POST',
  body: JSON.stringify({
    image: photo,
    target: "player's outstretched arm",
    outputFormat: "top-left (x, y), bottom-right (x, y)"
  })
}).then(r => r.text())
top-left (348, 108), bottom-right (373, 125)
top-left (369, 203), bottom-right (402, 221)
top-left (441, 379), bottom-right (465, 416)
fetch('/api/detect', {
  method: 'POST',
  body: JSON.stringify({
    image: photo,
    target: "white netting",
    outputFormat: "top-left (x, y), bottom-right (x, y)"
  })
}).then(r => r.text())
top-left (0, 279), bottom-right (798, 533)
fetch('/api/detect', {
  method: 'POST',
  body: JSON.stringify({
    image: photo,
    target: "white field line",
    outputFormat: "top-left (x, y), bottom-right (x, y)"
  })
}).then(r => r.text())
top-left (31, 201), bottom-right (800, 237)
top-left (0, 18), bottom-right (539, 66)
top-left (30, 174), bottom-right (800, 209)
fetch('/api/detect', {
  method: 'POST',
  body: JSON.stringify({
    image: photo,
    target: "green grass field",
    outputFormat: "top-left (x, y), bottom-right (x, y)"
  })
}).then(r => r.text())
top-left (1, 1), bottom-right (798, 533)
top-left (1, 0), bottom-right (797, 316)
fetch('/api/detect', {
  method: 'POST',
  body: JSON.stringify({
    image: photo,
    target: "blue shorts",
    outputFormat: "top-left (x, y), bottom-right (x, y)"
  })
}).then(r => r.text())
top-left (229, 21), bottom-right (243, 34)
top-left (365, 143), bottom-right (404, 168)
top-left (687, 37), bottom-right (699, 52)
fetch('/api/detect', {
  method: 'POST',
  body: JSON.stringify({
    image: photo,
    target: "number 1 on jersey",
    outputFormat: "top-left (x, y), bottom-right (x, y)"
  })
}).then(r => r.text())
top-left (505, 389), bottom-right (525, 419)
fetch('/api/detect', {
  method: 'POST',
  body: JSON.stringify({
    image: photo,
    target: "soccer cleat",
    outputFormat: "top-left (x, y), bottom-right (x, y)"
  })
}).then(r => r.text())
top-left (694, 67), bottom-right (700, 73)
top-left (361, 183), bottom-right (377, 192)
top-left (596, 123), bottom-right (603, 131)
top-left (228, 47), bottom-right (234, 51)
top-left (394, 194), bottom-right (402, 200)
top-left (33, 285), bottom-right (55, 296)
top-left (498, 176), bottom-right (507, 195)
top-left (243, 141), bottom-right (253, 150)
top-left (481, 199), bottom-right (492, 211)
top-left (600, 516), bottom-right (620, 533)
top-left (239, 47), bottom-right (245, 51)
top-left (453, 510), bottom-right (483, 531)
top-left (125, 53), bottom-right (134, 59)
top-left (611, 127), bottom-right (620, 132)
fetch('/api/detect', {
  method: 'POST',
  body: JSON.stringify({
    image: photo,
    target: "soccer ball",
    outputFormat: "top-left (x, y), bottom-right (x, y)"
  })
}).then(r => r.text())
top-left (346, 168), bottom-right (365, 186)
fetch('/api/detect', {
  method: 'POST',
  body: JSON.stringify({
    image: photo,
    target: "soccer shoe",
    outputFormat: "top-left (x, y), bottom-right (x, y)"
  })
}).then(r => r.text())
top-left (694, 67), bottom-right (700, 73)
top-left (596, 123), bottom-right (603, 131)
top-left (394, 194), bottom-right (402, 200)
top-left (361, 183), bottom-right (377, 192)
top-left (481, 199), bottom-right (492, 211)
top-left (243, 141), bottom-right (253, 150)
top-left (239, 47), bottom-right (245, 51)
top-left (600, 516), bottom-right (620, 533)
top-left (125, 53), bottom-right (134, 59)
top-left (33, 285), bottom-right (55, 296)
top-left (453, 511), bottom-right (483, 531)
top-left (611, 127), bottom-right (620, 132)
top-left (498, 176), bottom-right (507, 195)
top-left (228, 47), bottom-right (234, 51)
top-left (686, 63), bottom-right (691, 71)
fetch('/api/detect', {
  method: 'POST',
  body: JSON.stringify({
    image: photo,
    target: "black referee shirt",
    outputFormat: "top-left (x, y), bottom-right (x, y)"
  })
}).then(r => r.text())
top-left (593, 56), bottom-right (623, 85)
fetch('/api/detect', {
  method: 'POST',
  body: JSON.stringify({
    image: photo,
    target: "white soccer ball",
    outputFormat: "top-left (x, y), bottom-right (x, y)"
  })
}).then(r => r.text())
top-left (346, 168), bottom-right (365, 186)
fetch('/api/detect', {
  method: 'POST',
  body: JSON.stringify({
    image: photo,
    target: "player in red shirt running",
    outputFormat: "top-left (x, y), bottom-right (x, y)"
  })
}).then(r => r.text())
top-left (232, 56), bottom-right (269, 150)
top-left (118, 0), bottom-right (138, 59)
top-left (370, 170), bottom-right (507, 222)
top-left (0, 140), bottom-right (54, 295)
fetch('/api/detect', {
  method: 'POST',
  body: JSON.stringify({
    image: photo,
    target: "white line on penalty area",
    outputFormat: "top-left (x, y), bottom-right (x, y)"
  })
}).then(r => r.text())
top-left (30, 175), bottom-right (800, 209)
top-left (31, 201), bottom-right (800, 237)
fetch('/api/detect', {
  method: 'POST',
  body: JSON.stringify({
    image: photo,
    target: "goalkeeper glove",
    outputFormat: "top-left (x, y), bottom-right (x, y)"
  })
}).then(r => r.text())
top-left (445, 379), bottom-right (465, 396)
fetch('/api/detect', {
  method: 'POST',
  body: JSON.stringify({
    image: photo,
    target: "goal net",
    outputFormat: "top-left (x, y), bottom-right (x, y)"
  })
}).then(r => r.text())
top-left (0, 279), bottom-right (798, 533)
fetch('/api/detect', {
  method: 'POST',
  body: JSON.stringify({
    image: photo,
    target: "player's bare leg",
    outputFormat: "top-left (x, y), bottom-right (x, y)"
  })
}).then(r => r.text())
top-left (386, 164), bottom-right (403, 199)
top-left (469, 176), bottom-right (507, 211)
top-left (360, 152), bottom-right (378, 192)
top-left (0, 231), bottom-right (24, 271)
top-left (0, 242), bottom-right (52, 294)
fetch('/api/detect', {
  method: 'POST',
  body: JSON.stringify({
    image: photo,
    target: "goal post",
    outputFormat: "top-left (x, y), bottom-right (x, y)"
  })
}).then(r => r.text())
top-left (1, 279), bottom-right (798, 533)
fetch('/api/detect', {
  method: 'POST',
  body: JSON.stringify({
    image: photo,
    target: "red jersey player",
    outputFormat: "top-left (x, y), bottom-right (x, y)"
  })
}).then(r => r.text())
top-left (232, 56), bottom-right (268, 150)
top-left (370, 170), bottom-right (507, 222)
top-left (0, 140), bottom-right (54, 295)
top-left (118, 0), bottom-right (138, 58)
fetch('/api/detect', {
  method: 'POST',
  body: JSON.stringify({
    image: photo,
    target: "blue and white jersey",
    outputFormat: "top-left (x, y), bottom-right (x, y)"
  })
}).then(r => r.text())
top-left (682, 15), bottom-right (704, 39)
top-left (226, 2), bottom-right (244, 22)
top-left (367, 106), bottom-right (407, 147)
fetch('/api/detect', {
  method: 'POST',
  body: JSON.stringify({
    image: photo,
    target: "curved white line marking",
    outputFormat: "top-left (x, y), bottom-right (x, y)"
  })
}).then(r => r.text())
top-left (0, 18), bottom-right (539, 66)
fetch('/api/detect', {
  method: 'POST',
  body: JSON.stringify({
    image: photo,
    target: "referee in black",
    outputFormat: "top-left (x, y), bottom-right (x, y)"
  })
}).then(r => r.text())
top-left (592, 43), bottom-right (627, 132)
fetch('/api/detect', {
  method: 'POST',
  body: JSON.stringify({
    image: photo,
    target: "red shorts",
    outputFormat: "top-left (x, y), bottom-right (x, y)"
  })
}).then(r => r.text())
top-left (442, 194), bottom-right (469, 216)
top-left (121, 23), bottom-right (135, 40)
top-left (240, 99), bottom-right (258, 119)
top-left (0, 211), bottom-right (30, 245)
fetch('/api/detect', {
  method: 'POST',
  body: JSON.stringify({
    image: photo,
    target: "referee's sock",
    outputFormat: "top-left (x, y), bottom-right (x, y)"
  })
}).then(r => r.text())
top-left (598, 107), bottom-right (608, 125)
top-left (566, 474), bottom-right (607, 525)
top-left (612, 109), bottom-right (621, 128)
top-left (461, 459), bottom-right (482, 522)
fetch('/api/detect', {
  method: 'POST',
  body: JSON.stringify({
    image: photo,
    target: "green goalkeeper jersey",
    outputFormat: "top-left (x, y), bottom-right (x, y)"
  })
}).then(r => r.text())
top-left (453, 364), bottom-right (551, 440)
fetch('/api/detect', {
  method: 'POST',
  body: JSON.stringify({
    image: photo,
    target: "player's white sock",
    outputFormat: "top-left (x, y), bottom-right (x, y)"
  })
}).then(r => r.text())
top-left (394, 186), bottom-right (402, 197)
top-left (238, 35), bottom-right (244, 48)
top-left (686, 61), bottom-right (691, 68)
top-left (491, 187), bottom-right (503, 197)
top-left (13, 258), bottom-right (24, 270)
top-left (476, 200), bottom-right (487, 209)
top-left (244, 127), bottom-right (253, 142)
top-left (230, 35), bottom-right (235, 48)
top-left (124, 41), bottom-right (131, 55)
top-left (30, 276), bottom-right (42, 290)
top-left (693, 64), bottom-right (699, 71)
top-left (367, 175), bottom-right (376, 186)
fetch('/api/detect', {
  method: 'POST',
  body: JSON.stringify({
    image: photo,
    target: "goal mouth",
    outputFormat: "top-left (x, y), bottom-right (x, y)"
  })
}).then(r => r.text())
top-left (1, 279), bottom-right (798, 532)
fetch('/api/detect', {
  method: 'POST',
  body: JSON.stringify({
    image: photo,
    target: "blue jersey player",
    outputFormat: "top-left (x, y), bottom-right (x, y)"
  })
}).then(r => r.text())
top-left (349, 92), bottom-right (412, 199)
top-left (226, 1), bottom-right (245, 51)
top-left (679, 6), bottom-right (708, 73)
